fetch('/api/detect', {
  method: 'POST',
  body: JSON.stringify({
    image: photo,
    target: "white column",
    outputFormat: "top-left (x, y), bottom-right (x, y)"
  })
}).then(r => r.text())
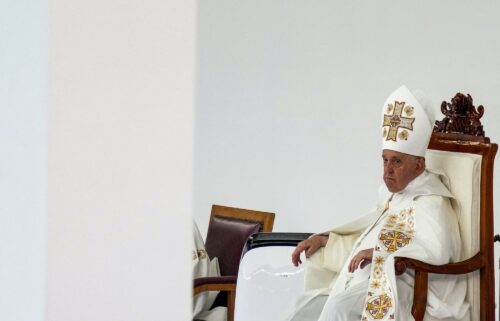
top-left (47, 0), bottom-right (195, 320)
top-left (0, 1), bottom-right (48, 320)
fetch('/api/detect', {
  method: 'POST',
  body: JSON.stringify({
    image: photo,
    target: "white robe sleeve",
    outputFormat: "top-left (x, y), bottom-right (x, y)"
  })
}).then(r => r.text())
top-left (304, 232), bottom-right (360, 292)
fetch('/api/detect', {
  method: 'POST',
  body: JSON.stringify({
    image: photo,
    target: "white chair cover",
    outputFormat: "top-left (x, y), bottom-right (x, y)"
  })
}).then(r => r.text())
top-left (425, 149), bottom-right (482, 321)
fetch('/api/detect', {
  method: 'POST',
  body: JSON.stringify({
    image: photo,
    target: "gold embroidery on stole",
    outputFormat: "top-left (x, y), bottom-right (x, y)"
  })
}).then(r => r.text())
top-left (361, 206), bottom-right (415, 321)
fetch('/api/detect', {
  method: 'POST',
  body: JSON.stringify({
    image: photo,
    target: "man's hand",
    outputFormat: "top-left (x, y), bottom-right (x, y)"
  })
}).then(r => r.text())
top-left (348, 248), bottom-right (373, 273)
top-left (291, 234), bottom-right (329, 266)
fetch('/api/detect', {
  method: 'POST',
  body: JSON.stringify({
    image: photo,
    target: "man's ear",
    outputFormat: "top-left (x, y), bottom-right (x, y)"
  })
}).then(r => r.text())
top-left (416, 158), bottom-right (426, 171)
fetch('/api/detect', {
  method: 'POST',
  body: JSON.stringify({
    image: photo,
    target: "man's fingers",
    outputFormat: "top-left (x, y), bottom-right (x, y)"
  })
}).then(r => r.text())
top-left (291, 243), bottom-right (305, 259)
top-left (349, 255), bottom-right (366, 272)
top-left (304, 244), bottom-right (316, 258)
top-left (291, 242), bottom-right (308, 266)
top-left (305, 240), bottom-right (323, 258)
top-left (360, 254), bottom-right (371, 269)
top-left (349, 257), bottom-right (357, 273)
top-left (291, 252), bottom-right (302, 266)
top-left (348, 249), bottom-right (374, 273)
top-left (291, 251), bottom-right (300, 266)
top-left (291, 236), bottom-right (329, 266)
top-left (351, 259), bottom-right (357, 272)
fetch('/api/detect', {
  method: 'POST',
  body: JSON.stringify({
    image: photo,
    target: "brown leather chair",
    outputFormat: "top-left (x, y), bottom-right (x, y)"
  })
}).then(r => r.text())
top-left (194, 204), bottom-right (275, 321)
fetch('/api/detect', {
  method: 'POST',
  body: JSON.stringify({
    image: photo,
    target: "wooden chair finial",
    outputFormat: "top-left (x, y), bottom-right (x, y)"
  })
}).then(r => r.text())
top-left (434, 93), bottom-right (485, 137)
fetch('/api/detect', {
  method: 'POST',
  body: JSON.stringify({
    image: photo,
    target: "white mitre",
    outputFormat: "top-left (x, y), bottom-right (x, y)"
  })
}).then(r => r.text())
top-left (381, 85), bottom-right (435, 157)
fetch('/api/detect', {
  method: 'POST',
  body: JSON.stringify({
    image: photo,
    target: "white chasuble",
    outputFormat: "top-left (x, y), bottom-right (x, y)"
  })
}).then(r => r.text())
top-left (288, 171), bottom-right (469, 321)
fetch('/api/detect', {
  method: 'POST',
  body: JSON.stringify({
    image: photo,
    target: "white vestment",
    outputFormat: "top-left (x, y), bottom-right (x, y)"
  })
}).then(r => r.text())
top-left (288, 170), bottom-right (470, 321)
top-left (192, 222), bottom-right (227, 321)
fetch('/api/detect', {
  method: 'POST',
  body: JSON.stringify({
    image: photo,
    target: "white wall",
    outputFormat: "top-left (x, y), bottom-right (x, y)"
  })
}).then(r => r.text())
top-left (0, 1), bottom-right (47, 320)
top-left (46, 1), bottom-right (194, 321)
top-left (194, 0), bottom-right (500, 316)
top-left (194, 0), bottom-right (500, 234)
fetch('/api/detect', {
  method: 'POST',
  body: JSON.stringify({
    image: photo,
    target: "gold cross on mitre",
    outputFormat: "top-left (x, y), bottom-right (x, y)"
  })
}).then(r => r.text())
top-left (379, 230), bottom-right (411, 253)
top-left (366, 294), bottom-right (393, 319)
top-left (382, 101), bottom-right (415, 141)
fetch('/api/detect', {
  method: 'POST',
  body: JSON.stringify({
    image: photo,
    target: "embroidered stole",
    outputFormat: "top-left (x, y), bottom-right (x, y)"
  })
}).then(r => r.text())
top-left (360, 204), bottom-right (416, 321)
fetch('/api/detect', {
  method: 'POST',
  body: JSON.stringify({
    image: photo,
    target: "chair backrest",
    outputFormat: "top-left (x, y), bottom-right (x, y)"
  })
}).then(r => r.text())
top-left (424, 93), bottom-right (497, 321)
top-left (425, 149), bottom-right (482, 320)
top-left (204, 204), bottom-right (275, 276)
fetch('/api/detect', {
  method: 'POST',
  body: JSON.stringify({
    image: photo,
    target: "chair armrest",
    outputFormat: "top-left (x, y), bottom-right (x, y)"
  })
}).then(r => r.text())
top-left (393, 252), bottom-right (484, 321)
top-left (394, 252), bottom-right (483, 275)
top-left (193, 275), bottom-right (237, 295)
top-left (193, 276), bottom-right (237, 321)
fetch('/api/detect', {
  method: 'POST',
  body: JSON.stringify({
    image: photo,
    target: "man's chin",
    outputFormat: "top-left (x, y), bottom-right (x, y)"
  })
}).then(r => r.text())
top-left (384, 180), bottom-right (398, 193)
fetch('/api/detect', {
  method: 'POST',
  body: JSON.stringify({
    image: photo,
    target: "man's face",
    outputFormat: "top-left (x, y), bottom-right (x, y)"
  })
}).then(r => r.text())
top-left (382, 149), bottom-right (424, 193)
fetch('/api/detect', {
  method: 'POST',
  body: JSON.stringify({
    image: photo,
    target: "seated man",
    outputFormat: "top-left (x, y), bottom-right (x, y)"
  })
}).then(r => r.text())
top-left (288, 86), bottom-right (469, 321)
